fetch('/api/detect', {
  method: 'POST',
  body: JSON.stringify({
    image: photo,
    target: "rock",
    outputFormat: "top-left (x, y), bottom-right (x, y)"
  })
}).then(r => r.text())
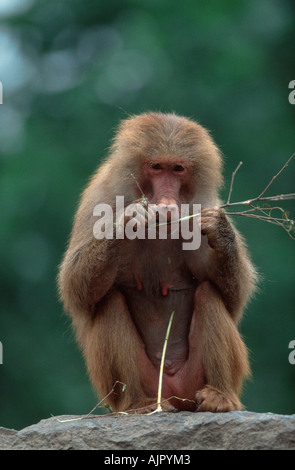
top-left (1, 411), bottom-right (294, 450)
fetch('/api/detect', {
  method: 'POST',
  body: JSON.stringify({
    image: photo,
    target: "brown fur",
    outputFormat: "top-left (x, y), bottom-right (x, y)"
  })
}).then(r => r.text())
top-left (58, 112), bottom-right (257, 413)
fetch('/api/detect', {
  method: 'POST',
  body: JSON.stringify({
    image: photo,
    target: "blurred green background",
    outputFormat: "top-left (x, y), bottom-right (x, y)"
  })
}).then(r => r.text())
top-left (0, 0), bottom-right (294, 430)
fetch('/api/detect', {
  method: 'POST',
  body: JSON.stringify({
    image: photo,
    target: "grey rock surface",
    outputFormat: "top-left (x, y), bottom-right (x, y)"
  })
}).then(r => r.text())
top-left (1, 411), bottom-right (295, 450)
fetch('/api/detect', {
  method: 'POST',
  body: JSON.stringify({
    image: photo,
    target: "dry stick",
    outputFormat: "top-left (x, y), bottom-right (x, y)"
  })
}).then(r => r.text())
top-left (147, 310), bottom-right (175, 415)
top-left (176, 154), bottom-right (295, 239)
top-left (221, 153), bottom-right (295, 209)
top-left (130, 172), bottom-right (148, 204)
top-left (256, 153), bottom-right (295, 200)
top-left (221, 193), bottom-right (295, 208)
top-left (83, 380), bottom-right (127, 416)
top-left (219, 155), bottom-right (295, 239)
top-left (52, 381), bottom-right (127, 423)
top-left (123, 395), bottom-right (195, 415)
top-left (226, 161), bottom-right (243, 205)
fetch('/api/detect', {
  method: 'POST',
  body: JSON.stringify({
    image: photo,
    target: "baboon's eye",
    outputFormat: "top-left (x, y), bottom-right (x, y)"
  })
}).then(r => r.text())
top-left (150, 163), bottom-right (163, 170)
top-left (173, 164), bottom-right (185, 172)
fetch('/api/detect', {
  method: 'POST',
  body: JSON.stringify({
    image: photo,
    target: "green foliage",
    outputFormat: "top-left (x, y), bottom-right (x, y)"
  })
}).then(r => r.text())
top-left (0, 0), bottom-right (294, 429)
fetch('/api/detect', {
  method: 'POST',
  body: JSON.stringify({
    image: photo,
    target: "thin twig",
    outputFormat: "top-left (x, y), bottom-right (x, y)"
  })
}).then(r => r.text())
top-left (256, 153), bottom-right (295, 200)
top-left (147, 311), bottom-right (175, 415)
top-left (227, 161), bottom-right (243, 205)
top-left (218, 154), bottom-right (295, 239)
top-left (220, 193), bottom-right (295, 209)
top-left (84, 381), bottom-right (126, 417)
top-left (221, 153), bottom-right (295, 208)
top-left (130, 173), bottom-right (148, 203)
top-left (51, 381), bottom-right (126, 423)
